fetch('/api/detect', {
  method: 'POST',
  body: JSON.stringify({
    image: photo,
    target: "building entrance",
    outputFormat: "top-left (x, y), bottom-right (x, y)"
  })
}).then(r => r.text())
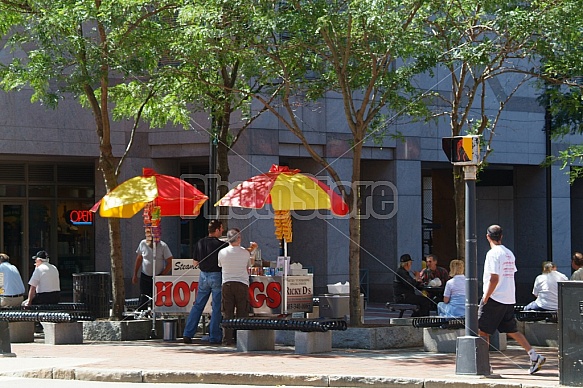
top-left (1, 202), bottom-right (27, 284)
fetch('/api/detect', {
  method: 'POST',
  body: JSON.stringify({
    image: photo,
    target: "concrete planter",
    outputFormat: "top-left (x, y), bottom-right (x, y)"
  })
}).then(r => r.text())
top-left (83, 319), bottom-right (163, 341)
top-left (517, 321), bottom-right (558, 347)
top-left (276, 325), bottom-right (423, 350)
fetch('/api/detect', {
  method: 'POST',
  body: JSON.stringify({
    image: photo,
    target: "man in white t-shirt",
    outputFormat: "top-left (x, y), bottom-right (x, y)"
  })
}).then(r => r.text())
top-left (217, 228), bottom-right (257, 346)
top-left (478, 225), bottom-right (545, 375)
top-left (25, 250), bottom-right (60, 305)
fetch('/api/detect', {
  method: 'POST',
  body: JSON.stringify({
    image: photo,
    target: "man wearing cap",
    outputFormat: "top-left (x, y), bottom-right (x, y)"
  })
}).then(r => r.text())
top-left (393, 254), bottom-right (431, 317)
top-left (25, 250), bottom-right (60, 305)
top-left (0, 253), bottom-right (26, 307)
top-left (479, 225), bottom-right (545, 375)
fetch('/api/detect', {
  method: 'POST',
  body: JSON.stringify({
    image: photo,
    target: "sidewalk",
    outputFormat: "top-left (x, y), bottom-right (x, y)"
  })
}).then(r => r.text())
top-left (0, 305), bottom-right (561, 387)
top-left (0, 338), bottom-right (560, 387)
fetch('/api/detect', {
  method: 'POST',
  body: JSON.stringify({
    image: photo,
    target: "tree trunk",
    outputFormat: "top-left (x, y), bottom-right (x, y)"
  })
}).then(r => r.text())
top-left (453, 165), bottom-right (465, 260)
top-left (216, 119), bottom-right (231, 229)
top-left (348, 216), bottom-right (362, 326)
top-left (108, 218), bottom-right (124, 319)
top-left (97, 156), bottom-right (124, 320)
top-left (349, 145), bottom-right (363, 326)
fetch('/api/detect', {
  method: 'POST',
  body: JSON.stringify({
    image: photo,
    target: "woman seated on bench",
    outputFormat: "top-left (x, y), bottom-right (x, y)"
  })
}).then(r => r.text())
top-left (437, 259), bottom-right (465, 318)
top-left (393, 254), bottom-right (431, 317)
top-left (524, 261), bottom-right (567, 311)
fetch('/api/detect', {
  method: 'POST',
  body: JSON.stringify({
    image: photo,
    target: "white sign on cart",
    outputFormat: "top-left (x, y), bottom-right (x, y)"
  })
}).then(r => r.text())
top-left (153, 259), bottom-right (211, 314)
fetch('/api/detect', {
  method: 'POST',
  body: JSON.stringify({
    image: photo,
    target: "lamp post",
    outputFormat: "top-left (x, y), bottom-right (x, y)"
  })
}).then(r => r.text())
top-left (442, 136), bottom-right (490, 375)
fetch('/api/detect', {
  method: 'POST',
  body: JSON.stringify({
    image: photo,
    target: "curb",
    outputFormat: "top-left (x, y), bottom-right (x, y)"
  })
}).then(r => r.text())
top-left (0, 368), bottom-right (556, 388)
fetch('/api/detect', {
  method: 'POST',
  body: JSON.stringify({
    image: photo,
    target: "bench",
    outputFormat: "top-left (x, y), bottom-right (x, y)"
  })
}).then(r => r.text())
top-left (221, 317), bottom-right (347, 354)
top-left (514, 309), bottom-right (558, 347)
top-left (409, 317), bottom-right (507, 353)
top-left (385, 302), bottom-right (419, 318)
top-left (0, 303), bottom-right (95, 346)
top-left (515, 310), bottom-right (558, 323)
top-left (512, 308), bottom-right (558, 347)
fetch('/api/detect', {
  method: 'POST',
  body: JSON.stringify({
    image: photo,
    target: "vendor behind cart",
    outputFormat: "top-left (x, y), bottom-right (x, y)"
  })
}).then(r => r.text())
top-left (218, 228), bottom-right (257, 346)
top-left (132, 227), bottom-right (173, 310)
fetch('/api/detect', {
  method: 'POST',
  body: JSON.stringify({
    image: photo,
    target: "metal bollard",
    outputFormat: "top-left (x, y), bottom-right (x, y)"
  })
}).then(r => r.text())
top-left (0, 321), bottom-right (16, 357)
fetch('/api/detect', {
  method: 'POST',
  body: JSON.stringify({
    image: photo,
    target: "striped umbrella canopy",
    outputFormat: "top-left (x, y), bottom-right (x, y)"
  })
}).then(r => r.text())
top-left (215, 164), bottom-right (348, 215)
top-left (90, 168), bottom-right (208, 218)
top-left (215, 164), bottom-right (348, 243)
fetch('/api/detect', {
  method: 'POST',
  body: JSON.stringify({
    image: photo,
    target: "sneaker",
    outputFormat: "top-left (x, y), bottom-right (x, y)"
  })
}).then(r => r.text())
top-left (182, 336), bottom-right (192, 344)
top-left (529, 355), bottom-right (546, 374)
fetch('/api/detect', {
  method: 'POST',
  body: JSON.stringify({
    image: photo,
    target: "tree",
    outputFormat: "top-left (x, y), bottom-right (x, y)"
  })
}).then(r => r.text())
top-left (534, 2), bottom-right (583, 182)
top-left (127, 0), bottom-right (279, 222)
top-left (0, 0), bottom-right (179, 319)
top-left (243, 0), bottom-right (432, 325)
top-left (420, 0), bottom-right (574, 259)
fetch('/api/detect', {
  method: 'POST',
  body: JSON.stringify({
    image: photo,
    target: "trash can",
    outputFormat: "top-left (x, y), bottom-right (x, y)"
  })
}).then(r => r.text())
top-left (319, 293), bottom-right (364, 323)
top-left (163, 319), bottom-right (177, 341)
top-left (319, 294), bottom-right (349, 318)
top-left (73, 272), bottom-right (112, 319)
top-left (558, 281), bottom-right (583, 386)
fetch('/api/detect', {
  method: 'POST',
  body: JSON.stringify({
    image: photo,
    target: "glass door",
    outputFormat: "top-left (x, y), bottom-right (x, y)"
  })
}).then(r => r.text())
top-left (1, 203), bottom-right (26, 283)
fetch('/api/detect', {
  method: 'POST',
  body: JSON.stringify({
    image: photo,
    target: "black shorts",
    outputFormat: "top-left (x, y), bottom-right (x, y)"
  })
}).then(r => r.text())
top-left (478, 298), bottom-right (517, 335)
top-left (31, 291), bottom-right (60, 305)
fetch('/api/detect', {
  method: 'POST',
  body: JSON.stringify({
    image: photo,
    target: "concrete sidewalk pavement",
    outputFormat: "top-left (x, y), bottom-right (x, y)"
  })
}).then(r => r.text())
top-left (0, 337), bottom-right (560, 387)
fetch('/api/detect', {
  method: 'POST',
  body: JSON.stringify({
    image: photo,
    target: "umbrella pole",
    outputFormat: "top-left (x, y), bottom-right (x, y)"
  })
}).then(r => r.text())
top-left (283, 240), bottom-right (287, 257)
top-left (151, 242), bottom-right (157, 338)
top-left (283, 240), bottom-right (289, 314)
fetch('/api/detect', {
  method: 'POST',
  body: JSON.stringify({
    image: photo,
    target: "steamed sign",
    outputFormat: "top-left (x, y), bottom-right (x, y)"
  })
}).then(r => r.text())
top-left (153, 259), bottom-right (211, 314)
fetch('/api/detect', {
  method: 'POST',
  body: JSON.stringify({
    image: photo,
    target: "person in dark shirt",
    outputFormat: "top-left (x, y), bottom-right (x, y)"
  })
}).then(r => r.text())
top-left (420, 253), bottom-right (449, 303)
top-left (421, 254), bottom-right (449, 286)
top-left (393, 254), bottom-right (431, 317)
top-left (183, 220), bottom-right (228, 344)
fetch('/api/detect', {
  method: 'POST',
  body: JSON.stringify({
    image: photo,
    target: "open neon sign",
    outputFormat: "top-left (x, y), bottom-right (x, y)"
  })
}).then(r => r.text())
top-left (69, 210), bottom-right (94, 225)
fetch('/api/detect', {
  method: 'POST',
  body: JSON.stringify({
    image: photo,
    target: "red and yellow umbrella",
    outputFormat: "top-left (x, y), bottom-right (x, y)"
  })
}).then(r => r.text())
top-left (90, 168), bottom-right (208, 218)
top-left (215, 164), bottom-right (349, 242)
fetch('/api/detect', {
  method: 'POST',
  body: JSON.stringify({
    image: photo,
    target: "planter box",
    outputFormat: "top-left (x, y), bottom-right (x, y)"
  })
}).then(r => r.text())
top-left (276, 326), bottom-right (423, 350)
top-left (83, 319), bottom-right (163, 341)
top-left (517, 321), bottom-right (558, 347)
top-left (9, 322), bottom-right (35, 343)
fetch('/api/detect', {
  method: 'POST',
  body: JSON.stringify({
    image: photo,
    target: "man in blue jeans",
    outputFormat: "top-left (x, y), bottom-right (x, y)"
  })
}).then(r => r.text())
top-left (183, 220), bottom-right (227, 344)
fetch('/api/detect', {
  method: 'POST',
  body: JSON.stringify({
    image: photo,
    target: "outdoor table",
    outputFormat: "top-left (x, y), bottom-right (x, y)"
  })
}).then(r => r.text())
top-left (422, 285), bottom-right (445, 304)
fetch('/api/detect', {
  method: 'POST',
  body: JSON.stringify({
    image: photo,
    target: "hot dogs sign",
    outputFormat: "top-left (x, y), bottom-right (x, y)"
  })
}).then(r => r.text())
top-left (154, 259), bottom-right (313, 314)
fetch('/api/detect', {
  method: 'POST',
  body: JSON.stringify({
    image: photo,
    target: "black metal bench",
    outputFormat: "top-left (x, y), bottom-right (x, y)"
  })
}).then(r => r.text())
top-left (0, 303), bottom-right (95, 322)
top-left (221, 317), bottom-right (347, 332)
top-left (0, 303), bottom-right (95, 352)
top-left (385, 302), bottom-right (419, 318)
top-left (411, 316), bottom-right (465, 329)
top-left (515, 310), bottom-right (558, 323)
top-left (221, 317), bottom-right (347, 354)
